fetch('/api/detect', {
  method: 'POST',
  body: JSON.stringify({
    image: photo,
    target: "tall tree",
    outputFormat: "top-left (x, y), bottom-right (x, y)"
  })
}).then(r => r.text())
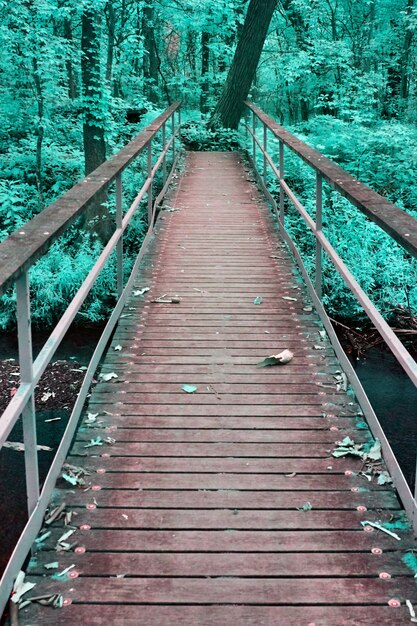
top-left (209, 0), bottom-right (277, 129)
top-left (81, 3), bottom-right (110, 243)
top-left (81, 6), bottom-right (106, 175)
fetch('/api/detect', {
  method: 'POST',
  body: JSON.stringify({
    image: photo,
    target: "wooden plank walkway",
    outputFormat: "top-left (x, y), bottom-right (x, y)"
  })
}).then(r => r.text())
top-left (22, 152), bottom-right (416, 624)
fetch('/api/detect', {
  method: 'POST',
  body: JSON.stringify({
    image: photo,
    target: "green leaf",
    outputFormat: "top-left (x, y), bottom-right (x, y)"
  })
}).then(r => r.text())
top-left (253, 296), bottom-right (263, 305)
top-left (367, 439), bottom-right (382, 461)
top-left (44, 562), bottom-right (59, 570)
top-left (182, 384), bottom-right (197, 393)
top-left (377, 471), bottom-right (393, 485)
top-left (84, 437), bottom-right (103, 448)
top-left (297, 501), bottom-right (312, 511)
top-left (61, 473), bottom-right (78, 486)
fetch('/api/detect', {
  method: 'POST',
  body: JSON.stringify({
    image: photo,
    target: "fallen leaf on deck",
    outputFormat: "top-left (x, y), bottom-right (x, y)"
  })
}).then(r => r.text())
top-left (132, 287), bottom-right (149, 296)
top-left (257, 350), bottom-right (294, 367)
top-left (406, 599), bottom-right (416, 621)
top-left (334, 372), bottom-right (348, 391)
top-left (25, 593), bottom-right (64, 609)
top-left (100, 372), bottom-right (118, 382)
top-left (377, 471), bottom-right (393, 485)
top-left (332, 437), bottom-right (364, 458)
top-left (313, 345), bottom-right (325, 350)
top-left (59, 529), bottom-right (75, 543)
top-left (297, 502), bottom-right (312, 512)
top-left (282, 296), bottom-right (297, 301)
top-left (84, 437), bottom-right (103, 448)
top-left (55, 564), bottom-right (75, 578)
top-left (35, 530), bottom-right (51, 545)
top-left (253, 296), bottom-right (263, 305)
top-left (44, 562), bottom-right (59, 570)
top-left (182, 384), bottom-right (197, 394)
top-left (285, 472), bottom-right (297, 478)
top-left (11, 571), bottom-right (36, 604)
top-left (366, 439), bottom-right (382, 462)
top-left (114, 345), bottom-right (122, 351)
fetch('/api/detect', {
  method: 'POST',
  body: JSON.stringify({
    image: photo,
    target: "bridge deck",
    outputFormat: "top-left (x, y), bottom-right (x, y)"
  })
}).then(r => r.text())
top-left (22, 152), bottom-right (416, 624)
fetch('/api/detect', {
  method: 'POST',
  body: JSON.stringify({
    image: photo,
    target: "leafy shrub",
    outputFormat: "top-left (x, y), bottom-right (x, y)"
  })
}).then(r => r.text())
top-left (249, 118), bottom-right (417, 324)
top-left (181, 120), bottom-right (239, 151)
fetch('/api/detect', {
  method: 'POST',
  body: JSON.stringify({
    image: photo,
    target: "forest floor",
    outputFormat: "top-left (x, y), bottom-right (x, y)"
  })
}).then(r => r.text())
top-left (0, 360), bottom-right (85, 414)
top-left (332, 306), bottom-right (417, 360)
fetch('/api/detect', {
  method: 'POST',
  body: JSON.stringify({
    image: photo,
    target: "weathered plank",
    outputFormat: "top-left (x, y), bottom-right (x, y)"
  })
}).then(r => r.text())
top-left (18, 604), bottom-right (413, 626)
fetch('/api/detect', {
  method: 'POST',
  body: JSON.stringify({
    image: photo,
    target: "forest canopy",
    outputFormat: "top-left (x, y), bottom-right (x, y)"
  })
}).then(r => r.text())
top-left (0, 0), bottom-right (416, 328)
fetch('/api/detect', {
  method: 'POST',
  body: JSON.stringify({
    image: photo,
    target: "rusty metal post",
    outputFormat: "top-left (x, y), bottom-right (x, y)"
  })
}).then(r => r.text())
top-left (115, 173), bottom-right (123, 297)
top-left (315, 173), bottom-right (323, 299)
top-left (16, 272), bottom-right (39, 516)
top-left (252, 112), bottom-right (257, 165)
top-left (147, 140), bottom-right (153, 225)
top-left (263, 125), bottom-right (268, 186)
top-left (279, 140), bottom-right (285, 223)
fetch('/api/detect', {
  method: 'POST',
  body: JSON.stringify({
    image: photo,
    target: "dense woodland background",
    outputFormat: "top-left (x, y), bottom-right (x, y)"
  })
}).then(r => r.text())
top-left (1, 0), bottom-right (417, 328)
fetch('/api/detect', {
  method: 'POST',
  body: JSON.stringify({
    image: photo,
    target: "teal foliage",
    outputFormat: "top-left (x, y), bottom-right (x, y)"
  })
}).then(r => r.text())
top-left (250, 115), bottom-right (417, 322)
top-left (181, 120), bottom-right (239, 151)
top-left (382, 517), bottom-right (411, 531)
top-left (1, 0), bottom-right (417, 332)
top-left (402, 551), bottom-right (417, 575)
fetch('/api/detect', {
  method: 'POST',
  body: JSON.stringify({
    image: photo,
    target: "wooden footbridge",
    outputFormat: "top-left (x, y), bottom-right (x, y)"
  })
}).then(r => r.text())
top-left (1, 103), bottom-right (417, 624)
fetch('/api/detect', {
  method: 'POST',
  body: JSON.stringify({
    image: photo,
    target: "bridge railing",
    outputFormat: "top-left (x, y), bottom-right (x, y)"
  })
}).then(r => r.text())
top-left (0, 102), bottom-right (181, 613)
top-left (244, 100), bottom-right (417, 530)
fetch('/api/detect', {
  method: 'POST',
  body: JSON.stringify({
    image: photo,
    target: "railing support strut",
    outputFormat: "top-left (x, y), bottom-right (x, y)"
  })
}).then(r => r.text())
top-left (116, 173), bottom-right (123, 297)
top-left (315, 173), bottom-right (323, 299)
top-left (16, 272), bottom-right (39, 516)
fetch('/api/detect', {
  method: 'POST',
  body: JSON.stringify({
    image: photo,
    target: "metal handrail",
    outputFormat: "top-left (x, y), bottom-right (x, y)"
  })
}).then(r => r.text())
top-left (243, 101), bottom-right (417, 532)
top-left (0, 102), bottom-right (182, 614)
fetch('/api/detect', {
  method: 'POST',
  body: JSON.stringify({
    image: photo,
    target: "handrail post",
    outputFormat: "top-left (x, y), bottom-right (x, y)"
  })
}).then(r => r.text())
top-left (252, 111), bottom-right (257, 165)
top-left (172, 113), bottom-right (176, 161)
top-left (279, 140), bottom-right (285, 223)
top-left (147, 140), bottom-right (153, 225)
top-left (162, 122), bottom-right (167, 185)
top-left (263, 124), bottom-right (267, 186)
top-left (315, 173), bottom-right (323, 299)
top-left (116, 173), bottom-right (123, 297)
top-left (245, 109), bottom-right (249, 139)
top-left (16, 272), bottom-right (39, 516)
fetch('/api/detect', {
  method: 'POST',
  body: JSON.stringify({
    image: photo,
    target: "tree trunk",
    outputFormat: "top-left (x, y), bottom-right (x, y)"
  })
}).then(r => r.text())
top-left (81, 9), bottom-right (106, 175)
top-left (401, 0), bottom-right (414, 100)
top-left (208, 0), bottom-right (276, 129)
top-left (105, 0), bottom-right (116, 86)
top-left (81, 7), bottom-right (110, 243)
top-left (32, 57), bottom-right (44, 211)
top-left (63, 17), bottom-right (77, 99)
top-left (142, 1), bottom-right (159, 103)
top-left (200, 31), bottom-right (210, 114)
